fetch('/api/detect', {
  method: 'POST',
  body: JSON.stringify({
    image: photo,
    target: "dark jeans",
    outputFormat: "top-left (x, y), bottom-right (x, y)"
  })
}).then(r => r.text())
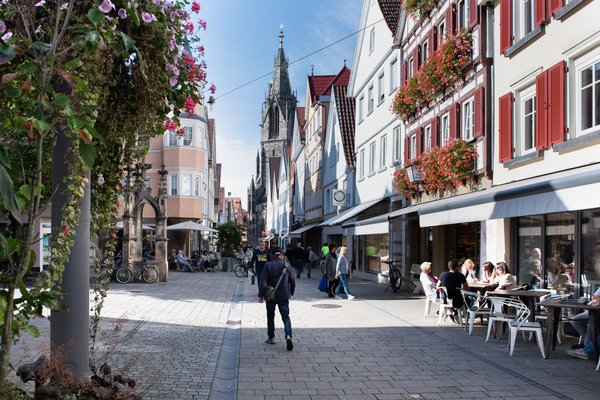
top-left (266, 299), bottom-right (292, 339)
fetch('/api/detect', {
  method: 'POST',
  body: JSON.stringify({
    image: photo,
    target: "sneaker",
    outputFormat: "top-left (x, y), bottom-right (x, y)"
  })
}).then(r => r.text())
top-left (567, 348), bottom-right (590, 360)
top-left (334, 295), bottom-right (340, 300)
top-left (265, 337), bottom-right (275, 345)
top-left (347, 295), bottom-right (356, 300)
top-left (286, 335), bottom-right (293, 351)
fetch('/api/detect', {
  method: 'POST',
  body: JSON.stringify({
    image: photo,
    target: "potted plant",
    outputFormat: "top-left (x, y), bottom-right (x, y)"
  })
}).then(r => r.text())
top-left (217, 222), bottom-right (242, 271)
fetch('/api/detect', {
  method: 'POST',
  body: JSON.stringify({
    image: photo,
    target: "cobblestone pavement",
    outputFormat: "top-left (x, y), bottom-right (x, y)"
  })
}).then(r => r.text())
top-left (10, 270), bottom-right (600, 399)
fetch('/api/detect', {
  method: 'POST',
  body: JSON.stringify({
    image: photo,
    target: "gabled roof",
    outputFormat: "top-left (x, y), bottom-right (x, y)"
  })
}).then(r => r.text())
top-left (324, 65), bottom-right (351, 93)
top-left (308, 75), bottom-right (336, 105)
top-left (377, 0), bottom-right (401, 34)
top-left (333, 85), bottom-right (356, 167)
top-left (296, 107), bottom-right (306, 141)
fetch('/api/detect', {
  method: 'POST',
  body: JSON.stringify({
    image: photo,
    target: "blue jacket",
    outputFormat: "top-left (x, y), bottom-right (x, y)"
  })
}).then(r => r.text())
top-left (259, 259), bottom-right (296, 300)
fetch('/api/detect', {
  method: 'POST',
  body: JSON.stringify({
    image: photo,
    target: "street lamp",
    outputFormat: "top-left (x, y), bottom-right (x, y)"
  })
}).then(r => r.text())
top-left (406, 164), bottom-right (424, 184)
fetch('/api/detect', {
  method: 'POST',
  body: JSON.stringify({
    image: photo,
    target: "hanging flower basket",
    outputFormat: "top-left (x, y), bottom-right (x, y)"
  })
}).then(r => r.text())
top-left (405, 0), bottom-right (440, 20)
top-left (394, 139), bottom-right (478, 199)
top-left (391, 29), bottom-right (473, 121)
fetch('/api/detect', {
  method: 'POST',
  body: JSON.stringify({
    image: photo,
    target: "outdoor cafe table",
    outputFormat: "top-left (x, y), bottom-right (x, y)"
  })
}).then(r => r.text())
top-left (469, 282), bottom-right (498, 295)
top-left (486, 289), bottom-right (551, 321)
top-left (538, 297), bottom-right (600, 360)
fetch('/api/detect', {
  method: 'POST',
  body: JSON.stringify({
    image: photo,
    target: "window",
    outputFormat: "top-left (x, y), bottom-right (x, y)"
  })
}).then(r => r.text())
top-left (409, 135), bottom-right (417, 160)
top-left (369, 142), bottom-right (376, 174)
top-left (168, 131), bottom-right (178, 146)
top-left (359, 149), bottom-right (365, 178)
top-left (377, 72), bottom-right (385, 103)
top-left (519, 87), bottom-right (536, 154)
top-left (369, 28), bottom-right (375, 53)
top-left (170, 175), bottom-right (177, 196)
top-left (183, 126), bottom-right (193, 146)
top-left (579, 56), bottom-right (600, 133)
top-left (380, 135), bottom-right (387, 169)
top-left (368, 85), bottom-right (374, 114)
top-left (462, 98), bottom-right (475, 140)
top-left (458, 0), bottom-right (467, 29)
top-left (393, 125), bottom-right (402, 161)
top-left (390, 58), bottom-right (398, 92)
top-left (424, 125), bottom-right (432, 151)
top-left (422, 40), bottom-right (429, 63)
top-left (441, 113), bottom-right (450, 144)
top-left (358, 95), bottom-right (365, 122)
top-left (195, 176), bottom-right (200, 196)
top-left (408, 57), bottom-right (414, 79)
top-left (514, 0), bottom-right (534, 41)
top-left (438, 21), bottom-right (446, 46)
top-left (182, 174), bottom-right (192, 196)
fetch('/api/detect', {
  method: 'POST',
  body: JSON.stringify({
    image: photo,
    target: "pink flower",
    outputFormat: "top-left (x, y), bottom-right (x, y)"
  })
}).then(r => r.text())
top-left (35, 0), bottom-right (46, 7)
top-left (162, 119), bottom-right (178, 131)
top-left (185, 21), bottom-right (194, 33)
top-left (192, 1), bottom-right (201, 13)
top-left (184, 97), bottom-right (195, 114)
top-left (0, 20), bottom-right (5, 34)
top-left (98, 0), bottom-right (115, 14)
top-left (141, 12), bottom-right (157, 23)
top-left (169, 76), bottom-right (177, 87)
top-left (118, 8), bottom-right (127, 19)
top-left (198, 19), bottom-right (206, 30)
top-left (198, 45), bottom-right (205, 56)
top-left (209, 84), bottom-right (216, 94)
top-left (168, 39), bottom-right (175, 51)
top-left (1, 31), bottom-right (12, 42)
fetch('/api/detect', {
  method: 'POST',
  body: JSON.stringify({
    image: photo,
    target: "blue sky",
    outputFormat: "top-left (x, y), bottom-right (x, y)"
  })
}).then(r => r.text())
top-left (200, 0), bottom-right (363, 208)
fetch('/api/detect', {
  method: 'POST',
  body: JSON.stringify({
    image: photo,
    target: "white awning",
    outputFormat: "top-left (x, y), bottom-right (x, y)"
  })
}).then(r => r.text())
top-left (288, 223), bottom-right (319, 236)
top-left (419, 166), bottom-right (600, 227)
top-left (324, 198), bottom-right (383, 226)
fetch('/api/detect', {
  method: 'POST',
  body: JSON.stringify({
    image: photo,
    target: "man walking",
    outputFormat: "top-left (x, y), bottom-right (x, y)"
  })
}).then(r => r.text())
top-left (259, 246), bottom-right (296, 350)
top-left (250, 241), bottom-right (270, 287)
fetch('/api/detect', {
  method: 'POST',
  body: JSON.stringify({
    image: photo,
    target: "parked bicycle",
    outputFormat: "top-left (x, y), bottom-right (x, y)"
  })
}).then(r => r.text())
top-left (233, 257), bottom-right (254, 278)
top-left (115, 261), bottom-right (158, 284)
top-left (382, 260), bottom-right (402, 293)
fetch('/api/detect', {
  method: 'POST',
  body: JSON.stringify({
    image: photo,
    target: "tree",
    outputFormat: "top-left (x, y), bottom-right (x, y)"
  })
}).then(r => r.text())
top-left (217, 222), bottom-right (242, 258)
top-left (0, 0), bottom-right (212, 385)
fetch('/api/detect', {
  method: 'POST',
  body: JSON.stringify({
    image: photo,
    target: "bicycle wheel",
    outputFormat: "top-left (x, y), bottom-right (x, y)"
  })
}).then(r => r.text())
top-left (142, 266), bottom-right (159, 283)
top-left (115, 267), bottom-right (132, 284)
top-left (233, 264), bottom-right (245, 277)
top-left (390, 269), bottom-right (402, 292)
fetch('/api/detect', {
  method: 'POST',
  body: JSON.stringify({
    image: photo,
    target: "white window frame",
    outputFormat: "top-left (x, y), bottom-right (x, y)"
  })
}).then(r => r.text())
top-left (377, 72), bottom-right (385, 103)
top-left (380, 135), bottom-right (387, 169)
top-left (408, 56), bottom-right (414, 79)
top-left (462, 98), bottom-right (475, 141)
top-left (409, 135), bottom-right (417, 160)
top-left (369, 27), bottom-right (375, 54)
top-left (438, 21), bottom-right (446, 46)
top-left (170, 175), bottom-right (178, 196)
top-left (577, 49), bottom-right (600, 135)
top-left (369, 142), bottom-right (376, 174)
top-left (359, 149), bottom-right (365, 179)
top-left (422, 40), bottom-right (429, 63)
top-left (393, 125), bottom-right (402, 162)
top-left (182, 174), bottom-right (192, 196)
top-left (441, 113), bottom-right (450, 144)
top-left (424, 125), bottom-right (432, 151)
top-left (458, 0), bottom-right (468, 30)
top-left (367, 85), bottom-right (374, 114)
top-left (513, 0), bottom-right (534, 42)
top-left (195, 176), bottom-right (200, 197)
top-left (358, 95), bottom-right (365, 122)
top-left (518, 86), bottom-right (536, 155)
top-left (183, 126), bottom-right (193, 146)
top-left (390, 58), bottom-right (398, 93)
top-left (168, 131), bottom-right (178, 146)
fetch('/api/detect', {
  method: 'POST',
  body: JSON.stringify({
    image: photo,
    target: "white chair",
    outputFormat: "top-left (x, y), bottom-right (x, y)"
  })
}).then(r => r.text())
top-left (534, 293), bottom-right (570, 344)
top-left (461, 290), bottom-right (490, 335)
top-left (501, 297), bottom-right (545, 358)
top-left (437, 287), bottom-right (463, 326)
top-left (424, 295), bottom-right (436, 316)
top-left (485, 296), bottom-right (516, 342)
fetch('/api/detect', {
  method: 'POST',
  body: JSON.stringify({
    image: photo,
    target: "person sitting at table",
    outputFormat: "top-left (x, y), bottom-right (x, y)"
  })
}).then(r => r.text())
top-left (567, 287), bottom-right (600, 359)
top-left (461, 259), bottom-right (478, 284)
top-left (492, 262), bottom-right (517, 290)
top-left (437, 259), bottom-right (469, 320)
top-left (419, 262), bottom-right (438, 301)
top-left (548, 263), bottom-right (570, 289)
top-left (481, 261), bottom-right (494, 283)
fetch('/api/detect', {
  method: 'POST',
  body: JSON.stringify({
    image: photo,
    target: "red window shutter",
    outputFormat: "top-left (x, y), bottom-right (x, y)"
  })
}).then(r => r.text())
top-left (550, 0), bottom-right (563, 15)
top-left (404, 136), bottom-right (409, 165)
top-left (429, 28), bottom-right (436, 55)
top-left (535, 0), bottom-right (547, 26)
top-left (469, 0), bottom-right (478, 29)
top-left (416, 128), bottom-right (423, 156)
top-left (401, 61), bottom-right (406, 86)
top-left (548, 60), bottom-right (566, 145)
top-left (473, 87), bottom-right (484, 138)
top-left (445, 5), bottom-right (453, 35)
top-left (499, 92), bottom-right (514, 163)
top-left (500, 0), bottom-right (512, 54)
top-left (535, 70), bottom-right (549, 150)
top-left (412, 48), bottom-right (418, 74)
top-left (431, 117), bottom-right (439, 148)
top-left (449, 103), bottom-right (458, 139)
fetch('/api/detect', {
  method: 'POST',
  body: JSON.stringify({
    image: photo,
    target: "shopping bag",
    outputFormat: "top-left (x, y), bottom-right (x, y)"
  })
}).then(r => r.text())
top-left (317, 274), bottom-right (327, 292)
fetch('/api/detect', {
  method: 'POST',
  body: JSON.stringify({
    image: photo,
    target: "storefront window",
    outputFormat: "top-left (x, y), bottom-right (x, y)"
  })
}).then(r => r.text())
top-left (581, 210), bottom-right (600, 298)
top-left (544, 212), bottom-right (574, 288)
top-left (357, 234), bottom-right (389, 274)
top-left (516, 216), bottom-right (543, 288)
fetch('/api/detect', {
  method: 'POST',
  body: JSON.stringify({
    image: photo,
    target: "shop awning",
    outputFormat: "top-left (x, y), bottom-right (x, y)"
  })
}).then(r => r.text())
top-left (342, 213), bottom-right (389, 235)
top-left (324, 198), bottom-right (384, 226)
top-left (388, 203), bottom-right (427, 220)
top-left (288, 223), bottom-right (319, 236)
top-left (318, 207), bottom-right (356, 227)
top-left (419, 166), bottom-right (600, 227)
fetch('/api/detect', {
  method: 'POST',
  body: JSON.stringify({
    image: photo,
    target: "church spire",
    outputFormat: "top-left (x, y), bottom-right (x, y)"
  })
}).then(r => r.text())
top-left (279, 24), bottom-right (284, 48)
top-left (272, 26), bottom-right (292, 100)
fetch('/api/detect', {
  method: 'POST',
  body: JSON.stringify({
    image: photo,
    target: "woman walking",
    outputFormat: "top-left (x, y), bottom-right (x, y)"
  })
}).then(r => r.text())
top-left (335, 246), bottom-right (356, 300)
